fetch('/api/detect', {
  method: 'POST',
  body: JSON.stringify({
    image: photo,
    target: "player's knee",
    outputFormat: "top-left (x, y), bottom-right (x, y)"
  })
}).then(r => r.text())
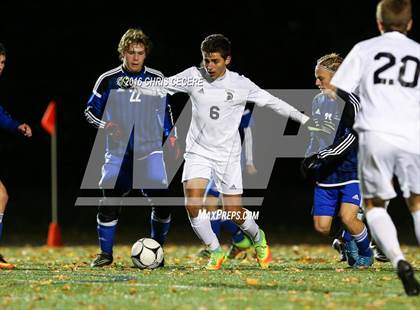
top-left (407, 194), bottom-right (420, 212)
top-left (340, 212), bottom-right (357, 228)
top-left (0, 185), bottom-right (8, 207)
top-left (152, 206), bottom-right (171, 220)
top-left (97, 206), bottom-right (121, 223)
top-left (314, 222), bottom-right (330, 236)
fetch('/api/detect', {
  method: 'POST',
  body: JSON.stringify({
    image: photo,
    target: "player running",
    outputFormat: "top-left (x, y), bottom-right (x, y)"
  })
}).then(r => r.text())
top-left (160, 34), bottom-right (323, 270)
top-left (331, 0), bottom-right (420, 295)
top-left (0, 43), bottom-right (32, 269)
top-left (84, 29), bottom-right (176, 267)
top-left (301, 53), bottom-right (373, 268)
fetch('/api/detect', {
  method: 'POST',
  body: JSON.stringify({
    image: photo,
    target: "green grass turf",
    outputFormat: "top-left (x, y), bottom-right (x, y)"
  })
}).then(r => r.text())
top-left (0, 245), bottom-right (419, 309)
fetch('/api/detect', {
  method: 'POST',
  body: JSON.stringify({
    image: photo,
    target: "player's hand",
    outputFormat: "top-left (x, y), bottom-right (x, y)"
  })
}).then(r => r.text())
top-left (105, 122), bottom-right (124, 140)
top-left (18, 123), bottom-right (32, 137)
top-left (246, 164), bottom-right (258, 175)
top-left (304, 118), bottom-right (334, 135)
top-left (168, 136), bottom-right (182, 160)
top-left (300, 154), bottom-right (322, 180)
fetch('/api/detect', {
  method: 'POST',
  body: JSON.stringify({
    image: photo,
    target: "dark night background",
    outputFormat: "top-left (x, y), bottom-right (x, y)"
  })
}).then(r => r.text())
top-left (0, 1), bottom-right (418, 245)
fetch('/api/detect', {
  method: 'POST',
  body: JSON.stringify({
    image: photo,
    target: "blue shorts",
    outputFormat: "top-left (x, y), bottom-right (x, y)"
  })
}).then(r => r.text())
top-left (312, 182), bottom-right (362, 217)
top-left (99, 151), bottom-right (168, 191)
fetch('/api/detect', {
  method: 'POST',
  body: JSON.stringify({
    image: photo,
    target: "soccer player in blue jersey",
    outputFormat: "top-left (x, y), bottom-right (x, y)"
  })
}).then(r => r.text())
top-left (84, 29), bottom-right (175, 267)
top-left (0, 43), bottom-right (32, 269)
top-left (301, 53), bottom-right (373, 268)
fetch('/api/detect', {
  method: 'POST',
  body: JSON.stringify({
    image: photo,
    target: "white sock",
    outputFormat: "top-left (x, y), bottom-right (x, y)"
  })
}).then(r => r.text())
top-left (366, 207), bottom-right (405, 268)
top-left (411, 210), bottom-right (420, 245)
top-left (189, 214), bottom-right (220, 251)
top-left (0, 213), bottom-right (3, 223)
top-left (239, 211), bottom-right (260, 243)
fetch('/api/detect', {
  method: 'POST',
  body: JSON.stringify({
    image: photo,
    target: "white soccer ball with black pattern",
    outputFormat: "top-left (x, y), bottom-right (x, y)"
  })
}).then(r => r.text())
top-left (131, 238), bottom-right (164, 269)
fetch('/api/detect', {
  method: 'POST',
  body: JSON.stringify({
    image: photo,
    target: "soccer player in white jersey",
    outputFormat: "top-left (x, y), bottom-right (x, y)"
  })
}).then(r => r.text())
top-left (331, 0), bottom-right (420, 296)
top-left (162, 34), bottom-right (318, 270)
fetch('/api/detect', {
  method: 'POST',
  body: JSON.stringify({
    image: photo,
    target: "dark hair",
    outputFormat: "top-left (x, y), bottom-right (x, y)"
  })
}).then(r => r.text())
top-left (0, 43), bottom-right (6, 56)
top-left (200, 34), bottom-right (231, 59)
top-left (377, 0), bottom-right (412, 33)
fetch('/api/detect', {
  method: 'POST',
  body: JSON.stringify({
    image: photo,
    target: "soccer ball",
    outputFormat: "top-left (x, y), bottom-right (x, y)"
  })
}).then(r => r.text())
top-left (131, 238), bottom-right (164, 269)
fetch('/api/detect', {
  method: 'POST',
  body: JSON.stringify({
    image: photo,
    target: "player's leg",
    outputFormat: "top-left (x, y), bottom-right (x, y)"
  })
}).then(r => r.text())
top-left (136, 151), bottom-right (172, 246)
top-left (0, 180), bottom-right (14, 269)
top-left (91, 158), bottom-right (128, 267)
top-left (339, 201), bottom-right (373, 268)
top-left (184, 178), bottom-right (225, 270)
top-left (396, 152), bottom-right (420, 244)
top-left (360, 132), bottom-right (419, 295)
top-left (204, 181), bottom-right (251, 259)
top-left (222, 194), bottom-right (271, 269)
top-left (196, 184), bottom-right (221, 258)
top-left (407, 194), bottom-right (420, 244)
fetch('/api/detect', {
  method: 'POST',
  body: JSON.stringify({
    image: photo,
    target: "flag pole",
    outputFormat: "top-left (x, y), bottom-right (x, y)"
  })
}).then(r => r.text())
top-left (51, 122), bottom-right (58, 224)
top-left (42, 101), bottom-right (62, 247)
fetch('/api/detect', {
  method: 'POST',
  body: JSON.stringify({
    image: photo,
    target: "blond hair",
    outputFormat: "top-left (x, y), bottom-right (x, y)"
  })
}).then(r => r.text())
top-left (118, 28), bottom-right (151, 60)
top-left (316, 53), bottom-right (343, 73)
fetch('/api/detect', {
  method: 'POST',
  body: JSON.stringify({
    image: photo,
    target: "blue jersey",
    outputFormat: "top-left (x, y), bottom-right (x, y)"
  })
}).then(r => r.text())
top-left (0, 104), bottom-right (20, 133)
top-left (84, 65), bottom-right (174, 159)
top-left (305, 91), bottom-right (360, 186)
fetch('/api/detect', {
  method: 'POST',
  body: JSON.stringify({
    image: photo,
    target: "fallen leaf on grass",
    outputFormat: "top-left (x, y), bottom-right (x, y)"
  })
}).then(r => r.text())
top-left (246, 278), bottom-right (258, 285)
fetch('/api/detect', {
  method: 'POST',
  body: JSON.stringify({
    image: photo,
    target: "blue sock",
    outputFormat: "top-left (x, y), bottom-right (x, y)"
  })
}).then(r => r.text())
top-left (352, 227), bottom-right (373, 257)
top-left (221, 220), bottom-right (244, 244)
top-left (210, 219), bottom-right (222, 237)
top-left (97, 222), bottom-right (117, 255)
top-left (0, 213), bottom-right (3, 241)
top-left (151, 214), bottom-right (171, 245)
top-left (342, 230), bottom-right (353, 242)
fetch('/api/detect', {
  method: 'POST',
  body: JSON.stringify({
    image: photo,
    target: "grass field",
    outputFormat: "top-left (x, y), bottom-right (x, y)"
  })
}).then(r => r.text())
top-left (0, 244), bottom-right (419, 309)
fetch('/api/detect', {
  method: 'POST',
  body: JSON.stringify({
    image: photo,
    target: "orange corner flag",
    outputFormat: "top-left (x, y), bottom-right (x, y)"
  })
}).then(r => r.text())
top-left (41, 101), bottom-right (56, 135)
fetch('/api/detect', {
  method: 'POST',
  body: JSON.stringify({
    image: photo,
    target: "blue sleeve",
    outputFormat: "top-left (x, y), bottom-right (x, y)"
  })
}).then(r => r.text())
top-left (84, 78), bottom-right (108, 129)
top-left (240, 108), bottom-right (252, 129)
top-left (304, 97), bottom-right (319, 157)
top-left (0, 105), bottom-right (20, 133)
top-left (163, 97), bottom-right (176, 138)
top-left (316, 92), bottom-right (360, 164)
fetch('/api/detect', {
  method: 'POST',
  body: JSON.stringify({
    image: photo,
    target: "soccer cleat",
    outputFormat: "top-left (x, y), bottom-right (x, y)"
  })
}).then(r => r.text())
top-left (370, 241), bottom-right (389, 263)
top-left (196, 248), bottom-right (211, 258)
top-left (0, 254), bottom-right (15, 269)
top-left (343, 240), bottom-right (359, 267)
top-left (352, 255), bottom-right (374, 269)
top-left (205, 248), bottom-right (226, 270)
top-left (254, 229), bottom-right (272, 269)
top-left (227, 235), bottom-right (252, 260)
top-left (397, 260), bottom-right (420, 296)
top-left (332, 239), bottom-right (346, 262)
top-left (90, 252), bottom-right (113, 267)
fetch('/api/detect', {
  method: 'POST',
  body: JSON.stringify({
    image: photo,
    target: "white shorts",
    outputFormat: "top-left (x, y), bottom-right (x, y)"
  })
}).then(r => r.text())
top-left (358, 132), bottom-right (420, 200)
top-left (182, 152), bottom-right (243, 195)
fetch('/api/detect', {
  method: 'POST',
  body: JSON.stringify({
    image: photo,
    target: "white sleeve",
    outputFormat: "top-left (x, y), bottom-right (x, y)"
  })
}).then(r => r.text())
top-left (243, 126), bottom-right (254, 165)
top-left (331, 44), bottom-right (363, 94)
top-left (165, 67), bottom-right (196, 95)
top-left (246, 79), bottom-right (310, 124)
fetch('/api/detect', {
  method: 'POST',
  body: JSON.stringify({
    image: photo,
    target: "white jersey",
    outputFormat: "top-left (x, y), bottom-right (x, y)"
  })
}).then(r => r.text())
top-left (165, 67), bottom-right (309, 161)
top-left (331, 32), bottom-right (420, 154)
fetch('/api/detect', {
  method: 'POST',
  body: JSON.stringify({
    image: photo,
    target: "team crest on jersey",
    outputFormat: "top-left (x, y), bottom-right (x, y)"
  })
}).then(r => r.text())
top-left (225, 90), bottom-right (234, 102)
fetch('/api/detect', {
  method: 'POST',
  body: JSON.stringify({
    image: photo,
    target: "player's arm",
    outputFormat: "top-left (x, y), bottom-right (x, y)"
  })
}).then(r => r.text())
top-left (331, 44), bottom-right (363, 94)
top-left (246, 82), bottom-right (309, 125)
top-left (0, 105), bottom-right (32, 137)
top-left (302, 92), bottom-right (359, 172)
